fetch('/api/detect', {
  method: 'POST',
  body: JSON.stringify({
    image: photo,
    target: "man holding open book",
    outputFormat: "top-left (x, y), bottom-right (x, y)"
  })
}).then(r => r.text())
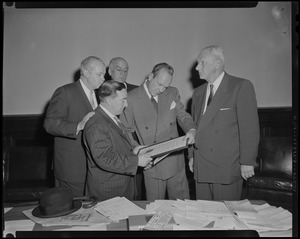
top-left (120, 62), bottom-right (196, 201)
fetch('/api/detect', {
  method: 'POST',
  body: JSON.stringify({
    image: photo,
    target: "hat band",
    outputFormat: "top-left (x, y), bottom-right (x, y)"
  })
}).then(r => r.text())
top-left (40, 201), bottom-right (73, 216)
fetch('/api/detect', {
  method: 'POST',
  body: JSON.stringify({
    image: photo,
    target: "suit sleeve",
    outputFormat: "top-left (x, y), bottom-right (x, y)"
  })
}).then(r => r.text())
top-left (237, 80), bottom-right (260, 165)
top-left (44, 86), bottom-right (78, 138)
top-left (188, 91), bottom-right (198, 159)
top-left (84, 121), bottom-right (138, 175)
top-left (174, 88), bottom-right (196, 133)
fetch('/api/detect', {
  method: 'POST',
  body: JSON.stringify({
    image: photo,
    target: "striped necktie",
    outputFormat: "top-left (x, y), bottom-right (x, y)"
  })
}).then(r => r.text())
top-left (114, 116), bottom-right (125, 132)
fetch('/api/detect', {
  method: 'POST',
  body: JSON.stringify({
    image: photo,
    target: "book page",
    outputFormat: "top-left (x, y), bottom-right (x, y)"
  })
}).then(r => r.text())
top-left (138, 136), bottom-right (188, 158)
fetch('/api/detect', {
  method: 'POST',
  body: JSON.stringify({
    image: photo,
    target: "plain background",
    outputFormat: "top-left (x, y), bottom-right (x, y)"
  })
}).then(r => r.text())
top-left (2, 2), bottom-right (292, 115)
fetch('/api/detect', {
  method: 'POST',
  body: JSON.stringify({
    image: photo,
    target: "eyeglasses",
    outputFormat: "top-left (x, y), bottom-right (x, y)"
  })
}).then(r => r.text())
top-left (115, 67), bottom-right (128, 73)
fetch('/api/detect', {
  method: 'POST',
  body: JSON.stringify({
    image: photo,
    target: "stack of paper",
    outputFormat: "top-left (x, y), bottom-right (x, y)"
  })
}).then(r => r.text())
top-left (94, 196), bottom-right (147, 221)
top-left (240, 203), bottom-right (292, 232)
top-left (144, 198), bottom-right (292, 233)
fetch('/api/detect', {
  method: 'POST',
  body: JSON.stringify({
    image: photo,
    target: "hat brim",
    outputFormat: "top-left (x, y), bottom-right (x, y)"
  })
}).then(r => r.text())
top-left (32, 200), bottom-right (82, 218)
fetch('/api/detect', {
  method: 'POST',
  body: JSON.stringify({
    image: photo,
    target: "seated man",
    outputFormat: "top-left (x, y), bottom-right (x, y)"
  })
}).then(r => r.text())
top-left (83, 80), bottom-right (152, 201)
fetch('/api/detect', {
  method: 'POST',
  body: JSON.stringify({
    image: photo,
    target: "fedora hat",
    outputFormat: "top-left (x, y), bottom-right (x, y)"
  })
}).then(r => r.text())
top-left (32, 187), bottom-right (82, 218)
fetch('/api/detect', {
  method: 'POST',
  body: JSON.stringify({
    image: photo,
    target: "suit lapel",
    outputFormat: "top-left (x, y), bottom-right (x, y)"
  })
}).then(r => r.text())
top-left (97, 107), bottom-right (132, 145)
top-left (194, 86), bottom-right (207, 128)
top-left (137, 86), bottom-right (158, 143)
top-left (76, 80), bottom-right (94, 111)
top-left (197, 74), bottom-right (231, 131)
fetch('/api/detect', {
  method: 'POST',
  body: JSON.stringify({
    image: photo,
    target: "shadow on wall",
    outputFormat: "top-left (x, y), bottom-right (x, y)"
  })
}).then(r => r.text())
top-left (186, 61), bottom-right (206, 113)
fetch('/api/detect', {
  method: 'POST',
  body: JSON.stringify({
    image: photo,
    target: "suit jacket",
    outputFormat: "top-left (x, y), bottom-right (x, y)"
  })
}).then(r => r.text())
top-left (44, 80), bottom-right (94, 183)
top-left (120, 85), bottom-right (196, 180)
top-left (191, 73), bottom-right (260, 184)
top-left (83, 106), bottom-right (139, 201)
top-left (126, 82), bottom-right (138, 92)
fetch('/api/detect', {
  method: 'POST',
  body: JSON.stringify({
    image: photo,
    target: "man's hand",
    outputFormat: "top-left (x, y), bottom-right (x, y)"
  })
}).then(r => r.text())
top-left (133, 145), bottom-right (147, 155)
top-left (241, 165), bottom-right (255, 180)
top-left (77, 111), bottom-right (95, 133)
top-left (188, 157), bottom-right (194, 172)
top-left (138, 154), bottom-right (152, 168)
top-left (184, 129), bottom-right (196, 145)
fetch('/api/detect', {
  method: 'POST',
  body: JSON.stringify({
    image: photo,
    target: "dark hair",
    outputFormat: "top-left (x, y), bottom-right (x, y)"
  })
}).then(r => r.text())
top-left (98, 80), bottom-right (126, 102)
top-left (151, 62), bottom-right (174, 78)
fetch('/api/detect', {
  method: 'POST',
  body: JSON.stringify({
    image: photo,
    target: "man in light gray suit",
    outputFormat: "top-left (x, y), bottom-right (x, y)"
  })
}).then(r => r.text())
top-left (120, 63), bottom-right (196, 201)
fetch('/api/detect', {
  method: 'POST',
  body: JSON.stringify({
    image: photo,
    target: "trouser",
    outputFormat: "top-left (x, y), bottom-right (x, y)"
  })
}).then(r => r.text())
top-left (144, 167), bottom-right (190, 201)
top-left (195, 180), bottom-right (243, 201)
top-left (55, 178), bottom-right (85, 197)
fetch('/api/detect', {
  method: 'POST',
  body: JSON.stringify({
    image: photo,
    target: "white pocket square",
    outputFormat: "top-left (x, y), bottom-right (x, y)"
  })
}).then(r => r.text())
top-left (170, 101), bottom-right (176, 109)
top-left (220, 108), bottom-right (231, 111)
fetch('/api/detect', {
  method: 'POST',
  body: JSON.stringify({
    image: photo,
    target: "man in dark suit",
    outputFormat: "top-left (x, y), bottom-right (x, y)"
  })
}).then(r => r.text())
top-left (108, 56), bottom-right (144, 200)
top-left (83, 80), bottom-right (152, 201)
top-left (44, 56), bottom-right (106, 197)
top-left (120, 63), bottom-right (196, 201)
top-left (189, 45), bottom-right (260, 200)
top-left (107, 57), bottom-right (138, 91)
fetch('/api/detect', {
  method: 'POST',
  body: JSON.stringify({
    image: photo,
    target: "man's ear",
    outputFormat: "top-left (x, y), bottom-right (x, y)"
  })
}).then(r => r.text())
top-left (148, 73), bottom-right (154, 81)
top-left (105, 97), bottom-right (112, 106)
top-left (83, 69), bottom-right (89, 78)
top-left (108, 68), bottom-right (112, 76)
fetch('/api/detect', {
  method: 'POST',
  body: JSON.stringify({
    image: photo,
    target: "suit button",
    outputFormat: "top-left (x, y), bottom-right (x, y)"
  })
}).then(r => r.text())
top-left (145, 127), bottom-right (148, 130)
top-left (215, 130), bottom-right (219, 134)
top-left (210, 148), bottom-right (213, 152)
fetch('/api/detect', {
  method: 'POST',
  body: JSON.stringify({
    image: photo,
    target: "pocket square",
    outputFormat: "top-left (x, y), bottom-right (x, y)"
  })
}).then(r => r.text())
top-left (170, 101), bottom-right (176, 109)
top-left (220, 108), bottom-right (231, 111)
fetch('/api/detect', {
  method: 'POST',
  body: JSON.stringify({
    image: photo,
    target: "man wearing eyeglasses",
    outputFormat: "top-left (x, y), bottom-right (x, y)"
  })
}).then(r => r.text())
top-left (107, 57), bottom-right (144, 200)
top-left (107, 57), bottom-right (138, 92)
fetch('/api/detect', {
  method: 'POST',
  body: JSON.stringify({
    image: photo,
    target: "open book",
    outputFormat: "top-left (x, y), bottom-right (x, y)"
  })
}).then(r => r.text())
top-left (137, 136), bottom-right (188, 165)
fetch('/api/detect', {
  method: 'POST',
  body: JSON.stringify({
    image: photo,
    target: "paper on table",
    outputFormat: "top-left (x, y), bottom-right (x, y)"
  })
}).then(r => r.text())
top-left (4, 207), bottom-right (13, 214)
top-left (224, 199), bottom-right (258, 219)
top-left (186, 200), bottom-right (232, 216)
top-left (95, 196), bottom-right (147, 222)
top-left (138, 136), bottom-right (188, 158)
top-left (4, 220), bottom-right (35, 238)
top-left (241, 205), bottom-right (292, 232)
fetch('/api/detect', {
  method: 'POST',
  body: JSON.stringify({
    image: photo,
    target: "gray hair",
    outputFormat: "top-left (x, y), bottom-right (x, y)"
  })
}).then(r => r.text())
top-left (202, 45), bottom-right (225, 64)
top-left (80, 56), bottom-right (105, 76)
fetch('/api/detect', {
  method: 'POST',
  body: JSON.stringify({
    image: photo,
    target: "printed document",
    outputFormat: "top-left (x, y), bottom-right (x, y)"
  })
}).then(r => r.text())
top-left (138, 136), bottom-right (188, 158)
top-left (95, 196), bottom-right (147, 221)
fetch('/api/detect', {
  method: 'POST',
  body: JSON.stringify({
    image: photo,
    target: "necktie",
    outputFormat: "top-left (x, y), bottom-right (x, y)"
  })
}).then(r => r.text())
top-left (89, 90), bottom-right (97, 110)
top-left (114, 116), bottom-right (126, 133)
top-left (207, 84), bottom-right (214, 107)
top-left (150, 96), bottom-right (158, 113)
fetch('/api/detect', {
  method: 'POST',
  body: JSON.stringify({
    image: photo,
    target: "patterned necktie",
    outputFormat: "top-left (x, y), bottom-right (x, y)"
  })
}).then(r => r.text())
top-left (114, 116), bottom-right (126, 133)
top-left (89, 90), bottom-right (97, 110)
top-left (151, 96), bottom-right (158, 113)
top-left (207, 84), bottom-right (214, 107)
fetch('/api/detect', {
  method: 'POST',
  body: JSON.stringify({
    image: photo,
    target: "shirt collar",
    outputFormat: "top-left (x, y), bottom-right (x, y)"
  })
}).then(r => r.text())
top-left (143, 79), bottom-right (158, 101)
top-left (210, 71), bottom-right (224, 92)
top-left (99, 104), bottom-right (119, 126)
top-left (79, 78), bottom-right (92, 97)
